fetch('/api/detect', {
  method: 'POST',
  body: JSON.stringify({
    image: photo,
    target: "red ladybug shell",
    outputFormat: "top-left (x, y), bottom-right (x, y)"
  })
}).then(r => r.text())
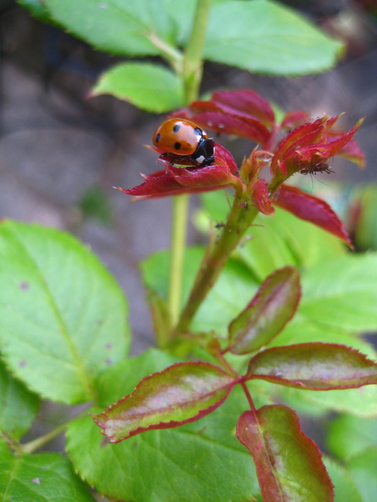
top-left (153, 118), bottom-right (209, 156)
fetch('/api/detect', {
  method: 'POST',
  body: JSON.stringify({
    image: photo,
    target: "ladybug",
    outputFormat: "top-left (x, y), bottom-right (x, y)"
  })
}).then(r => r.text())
top-left (153, 118), bottom-right (215, 167)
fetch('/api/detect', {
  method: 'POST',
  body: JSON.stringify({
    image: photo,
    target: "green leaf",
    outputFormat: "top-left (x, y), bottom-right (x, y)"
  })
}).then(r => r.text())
top-left (205, 0), bottom-right (344, 75)
top-left (67, 351), bottom-right (260, 502)
top-left (0, 361), bottom-right (40, 440)
top-left (247, 343), bottom-right (377, 390)
top-left (327, 415), bottom-right (377, 461)
top-left (324, 457), bottom-right (364, 502)
top-left (299, 253), bottom-right (377, 332)
top-left (283, 383), bottom-right (377, 416)
top-left (94, 361), bottom-right (235, 442)
top-left (354, 184), bottom-right (377, 251)
top-left (0, 439), bottom-right (95, 501)
top-left (0, 220), bottom-right (130, 404)
top-left (229, 266), bottom-right (301, 354)
top-left (44, 0), bottom-right (176, 57)
top-left (241, 209), bottom-right (346, 281)
top-left (92, 62), bottom-right (184, 113)
top-left (347, 447), bottom-right (377, 502)
top-left (142, 246), bottom-right (259, 336)
top-left (236, 405), bottom-right (334, 502)
top-left (17, 0), bottom-right (55, 23)
top-left (272, 317), bottom-right (377, 359)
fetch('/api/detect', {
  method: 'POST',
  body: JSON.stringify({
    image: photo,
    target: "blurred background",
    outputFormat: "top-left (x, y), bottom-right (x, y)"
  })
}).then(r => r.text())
top-left (1, 0), bottom-right (376, 353)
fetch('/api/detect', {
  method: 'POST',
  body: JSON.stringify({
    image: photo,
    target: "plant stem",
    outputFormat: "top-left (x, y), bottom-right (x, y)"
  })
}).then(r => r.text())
top-left (20, 413), bottom-right (84, 454)
top-left (168, 194), bottom-right (189, 326)
top-left (183, 0), bottom-right (213, 103)
top-left (173, 195), bottom-right (258, 336)
top-left (215, 351), bottom-right (240, 379)
top-left (241, 380), bottom-right (258, 414)
top-left (146, 32), bottom-right (183, 75)
top-left (167, 0), bottom-right (212, 328)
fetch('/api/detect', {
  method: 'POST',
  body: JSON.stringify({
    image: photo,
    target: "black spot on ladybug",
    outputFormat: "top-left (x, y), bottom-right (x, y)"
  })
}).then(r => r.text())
top-left (155, 133), bottom-right (160, 143)
top-left (194, 127), bottom-right (202, 136)
top-left (174, 142), bottom-right (181, 150)
top-left (173, 124), bottom-right (180, 133)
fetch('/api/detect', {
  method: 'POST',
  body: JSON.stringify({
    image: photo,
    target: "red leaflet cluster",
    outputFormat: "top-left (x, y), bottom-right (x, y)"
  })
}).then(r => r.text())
top-left (270, 114), bottom-right (364, 186)
top-left (94, 265), bottom-right (377, 502)
top-left (108, 90), bottom-right (372, 502)
top-left (116, 143), bottom-right (242, 199)
top-left (117, 89), bottom-right (364, 246)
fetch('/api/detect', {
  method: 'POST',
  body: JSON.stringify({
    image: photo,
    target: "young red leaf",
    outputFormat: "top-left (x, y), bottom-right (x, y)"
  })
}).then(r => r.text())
top-left (270, 116), bottom-right (363, 186)
top-left (274, 184), bottom-right (352, 247)
top-left (237, 405), bottom-right (334, 502)
top-left (228, 267), bottom-right (301, 354)
top-left (171, 89), bottom-right (275, 146)
top-left (280, 110), bottom-right (311, 130)
top-left (187, 111), bottom-right (272, 145)
top-left (211, 89), bottom-right (275, 127)
top-left (328, 128), bottom-right (365, 168)
top-left (93, 362), bottom-right (236, 442)
top-left (247, 343), bottom-right (377, 390)
top-left (271, 117), bottom-right (328, 176)
top-left (249, 178), bottom-right (275, 215)
top-left (116, 144), bottom-right (241, 200)
top-left (322, 118), bottom-right (364, 159)
top-left (165, 149), bottom-right (237, 188)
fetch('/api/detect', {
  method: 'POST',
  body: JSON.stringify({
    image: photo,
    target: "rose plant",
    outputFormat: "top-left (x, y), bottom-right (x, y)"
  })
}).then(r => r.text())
top-left (1, 1), bottom-right (377, 501)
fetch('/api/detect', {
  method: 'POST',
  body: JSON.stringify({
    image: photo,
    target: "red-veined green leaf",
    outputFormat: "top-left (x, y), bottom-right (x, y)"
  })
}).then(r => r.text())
top-left (93, 362), bottom-right (236, 442)
top-left (228, 266), bottom-right (300, 354)
top-left (236, 405), bottom-right (334, 502)
top-left (247, 343), bottom-right (377, 390)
